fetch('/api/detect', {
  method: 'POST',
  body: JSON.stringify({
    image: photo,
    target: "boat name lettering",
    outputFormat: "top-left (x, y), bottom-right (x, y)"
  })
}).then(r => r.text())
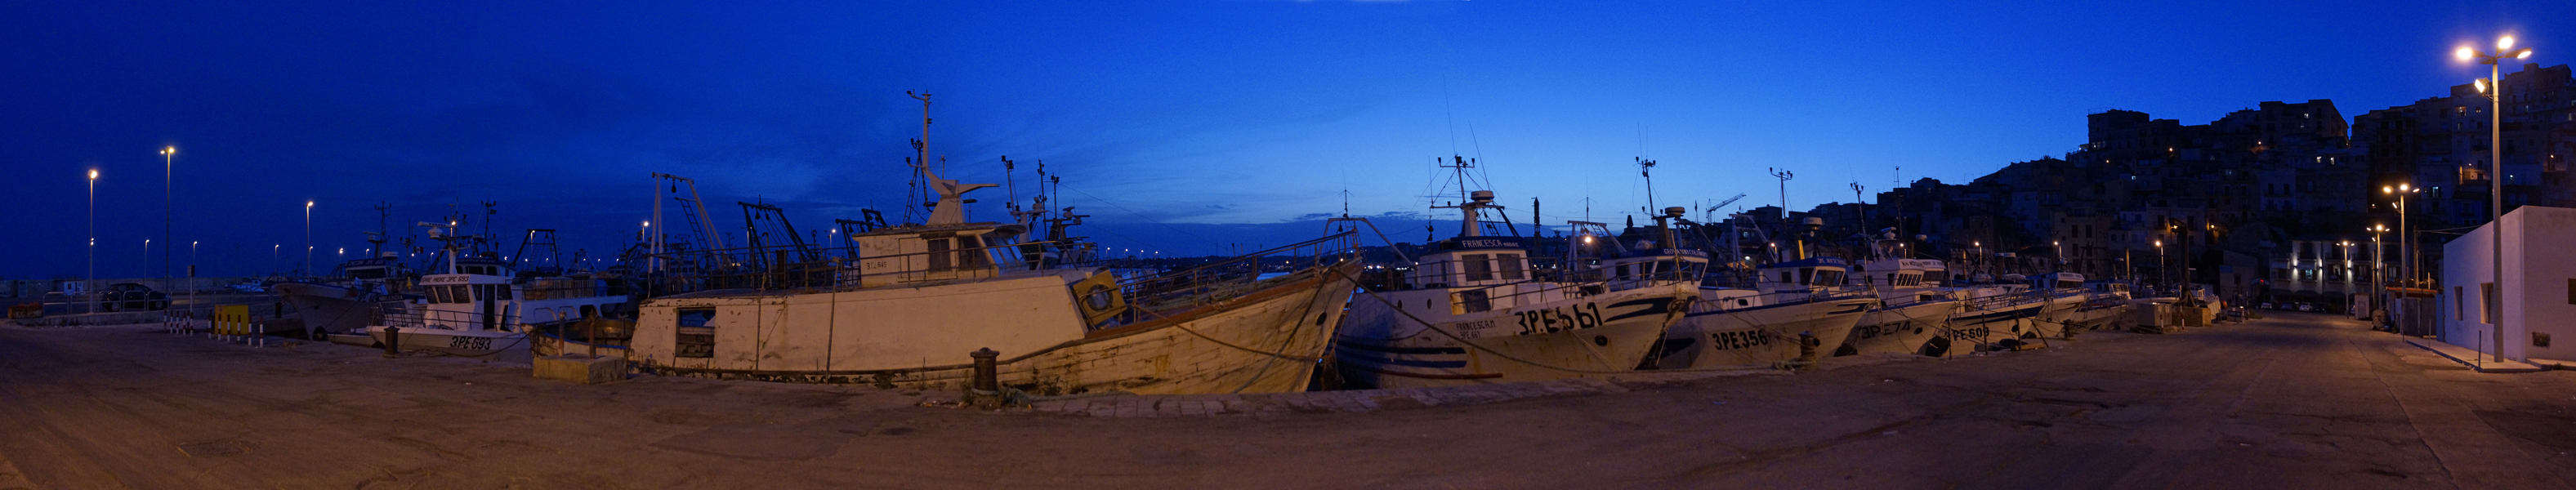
top-left (1452, 319), bottom-right (1498, 339)
top-left (423, 276), bottom-right (471, 284)
top-left (1514, 302), bottom-right (1601, 336)
top-left (1458, 238), bottom-right (1512, 248)
top-left (1707, 329), bottom-right (1775, 350)
top-left (1948, 327), bottom-right (1989, 341)
top-left (446, 336), bottom-right (493, 351)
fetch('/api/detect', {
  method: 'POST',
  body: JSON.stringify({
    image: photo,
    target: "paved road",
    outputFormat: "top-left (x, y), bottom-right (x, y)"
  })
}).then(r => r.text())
top-left (2, 313), bottom-right (2570, 489)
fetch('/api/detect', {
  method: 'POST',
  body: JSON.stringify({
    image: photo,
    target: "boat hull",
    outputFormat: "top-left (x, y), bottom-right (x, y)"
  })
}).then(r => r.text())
top-left (1840, 299), bottom-right (1960, 356)
top-left (632, 262), bottom-right (1362, 395)
top-left (363, 325), bottom-right (525, 357)
top-left (1334, 283), bottom-right (1694, 389)
top-left (273, 282), bottom-right (384, 336)
top-left (1932, 296), bottom-right (2046, 355)
top-left (1657, 294), bottom-right (1873, 369)
top-left (2026, 293), bottom-right (2088, 338)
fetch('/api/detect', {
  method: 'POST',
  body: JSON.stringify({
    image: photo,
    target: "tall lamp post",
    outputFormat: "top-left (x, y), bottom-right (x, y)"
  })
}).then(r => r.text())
top-left (2460, 35), bottom-right (2531, 362)
top-left (87, 169), bottom-right (97, 311)
top-left (304, 200), bottom-right (315, 277)
top-left (2154, 239), bottom-right (2165, 294)
top-left (2370, 225), bottom-right (2389, 326)
top-left (161, 146), bottom-right (173, 295)
top-left (2384, 185), bottom-right (2418, 288)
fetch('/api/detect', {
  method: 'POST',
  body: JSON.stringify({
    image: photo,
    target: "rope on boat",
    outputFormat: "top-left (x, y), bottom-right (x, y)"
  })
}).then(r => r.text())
top-left (1330, 267), bottom-right (1779, 375)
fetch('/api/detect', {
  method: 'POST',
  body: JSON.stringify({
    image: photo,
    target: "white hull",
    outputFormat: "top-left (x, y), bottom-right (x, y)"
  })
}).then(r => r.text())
top-left (1840, 299), bottom-right (1961, 356)
top-left (273, 282), bottom-right (382, 335)
top-left (1930, 296), bottom-right (2046, 355)
top-left (1656, 294), bottom-right (1873, 369)
top-left (363, 325), bottom-right (524, 357)
top-left (1336, 283), bottom-right (1694, 389)
top-left (633, 263), bottom-right (1361, 395)
top-left (2026, 293), bottom-right (2088, 338)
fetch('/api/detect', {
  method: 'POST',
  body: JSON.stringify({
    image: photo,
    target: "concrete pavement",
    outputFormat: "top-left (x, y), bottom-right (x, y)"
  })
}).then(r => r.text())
top-left (1, 312), bottom-right (2569, 489)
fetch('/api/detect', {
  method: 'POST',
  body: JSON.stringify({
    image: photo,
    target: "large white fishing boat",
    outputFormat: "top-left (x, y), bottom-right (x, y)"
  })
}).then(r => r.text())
top-left (1926, 281), bottom-right (2047, 356)
top-left (1657, 256), bottom-right (1874, 368)
top-left (363, 225), bottom-right (629, 356)
top-left (624, 158), bottom-right (1359, 395)
top-left (1335, 192), bottom-right (1694, 388)
top-left (1840, 256), bottom-right (1961, 356)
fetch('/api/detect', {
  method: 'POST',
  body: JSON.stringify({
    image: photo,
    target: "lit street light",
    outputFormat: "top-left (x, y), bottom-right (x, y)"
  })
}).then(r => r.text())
top-left (161, 146), bottom-right (173, 301)
top-left (2459, 34), bottom-right (2531, 363)
top-left (87, 169), bottom-right (97, 310)
top-left (305, 200), bottom-right (315, 277)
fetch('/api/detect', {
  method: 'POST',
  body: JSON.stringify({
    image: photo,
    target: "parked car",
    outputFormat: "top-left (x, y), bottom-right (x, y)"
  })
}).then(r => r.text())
top-left (101, 283), bottom-right (169, 312)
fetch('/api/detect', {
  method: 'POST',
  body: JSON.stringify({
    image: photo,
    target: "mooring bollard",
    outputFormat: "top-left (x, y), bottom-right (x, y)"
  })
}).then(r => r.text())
top-left (970, 347), bottom-right (1000, 393)
top-left (382, 327), bottom-right (402, 358)
top-left (1797, 331), bottom-right (1819, 369)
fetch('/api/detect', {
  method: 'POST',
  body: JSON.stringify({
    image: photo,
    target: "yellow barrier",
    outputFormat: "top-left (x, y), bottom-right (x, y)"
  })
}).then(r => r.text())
top-left (214, 305), bottom-right (248, 337)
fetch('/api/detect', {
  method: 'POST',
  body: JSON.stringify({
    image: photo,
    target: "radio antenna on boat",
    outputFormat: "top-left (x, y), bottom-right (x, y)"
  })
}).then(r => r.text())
top-left (906, 90), bottom-right (934, 225)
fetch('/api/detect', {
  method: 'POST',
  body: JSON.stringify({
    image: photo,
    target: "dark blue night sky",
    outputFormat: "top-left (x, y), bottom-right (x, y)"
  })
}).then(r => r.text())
top-left (5, 0), bottom-right (2566, 278)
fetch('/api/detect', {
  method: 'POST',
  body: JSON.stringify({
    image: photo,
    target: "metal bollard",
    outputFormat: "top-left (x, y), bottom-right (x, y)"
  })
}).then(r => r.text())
top-left (970, 348), bottom-right (1000, 393)
top-left (382, 327), bottom-right (402, 358)
top-left (1797, 332), bottom-right (1819, 369)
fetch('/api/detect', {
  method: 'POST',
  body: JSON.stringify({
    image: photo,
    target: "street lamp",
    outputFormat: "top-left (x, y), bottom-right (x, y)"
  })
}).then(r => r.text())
top-left (86, 169), bottom-right (97, 310)
top-left (2383, 184), bottom-right (2419, 288)
top-left (2459, 35), bottom-right (2530, 362)
top-left (143, 239), bottom-right (152, 278)
top-left (305, 200), bottom-right (315, 277)
top-left (161, 146), bottom-right (173, 297)
top-left (2154, 239), bottom-right (2165, 292)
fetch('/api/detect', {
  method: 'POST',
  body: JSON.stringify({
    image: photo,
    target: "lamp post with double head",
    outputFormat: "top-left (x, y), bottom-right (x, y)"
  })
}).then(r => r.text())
top-left (2459, 35), bottom-right (2532, 361)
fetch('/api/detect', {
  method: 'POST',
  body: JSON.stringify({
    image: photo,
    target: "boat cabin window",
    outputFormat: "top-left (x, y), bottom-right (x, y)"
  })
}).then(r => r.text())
top-left (1498, 254), bottom-right (1525, 280)
top-left (1463, 254), bottom-right (1493, 281)
top-left (1453, 288), bottom-right (1493, 314)
top-left (349, 267), bottom-right (387, 279)
top-left (431, 285), bottom-right (473, 304)
top-left (675, 307), bottom-right (717, 359)
top-left (927, 239), bottom-right (952, 270)
top-left (1812, 270), bottom-right (1843, 287)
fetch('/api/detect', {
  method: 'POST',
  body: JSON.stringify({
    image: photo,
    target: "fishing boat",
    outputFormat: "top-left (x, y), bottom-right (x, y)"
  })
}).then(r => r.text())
top-left (1333, 158), bottom-right (1694, 388)
top-left (1926, 279), bottom-right (2048, 356)
top-left (1839, 256), bottom-right (1961, 357)
top-left (362, 224), bottom-right (629, 356)
top-left (2025, 272), bottom-right (2090, 338)
top-left (1657, 255), bottom-right (1875, 368)
top-left (271, 253), bottom-right (409, 338)
top-left (624, 159), bottom-right (1360, 395)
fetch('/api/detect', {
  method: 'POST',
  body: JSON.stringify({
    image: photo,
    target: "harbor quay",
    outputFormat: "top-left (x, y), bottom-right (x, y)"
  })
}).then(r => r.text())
top-left (2, 312), bottom-right (2568, 489)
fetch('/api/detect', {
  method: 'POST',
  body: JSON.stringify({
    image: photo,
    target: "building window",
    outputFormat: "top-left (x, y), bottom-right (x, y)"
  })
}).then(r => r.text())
top-left (2483, 283), bottom-right (2497, 325)
top-left (2454, 286), bottom-right (2464, 321)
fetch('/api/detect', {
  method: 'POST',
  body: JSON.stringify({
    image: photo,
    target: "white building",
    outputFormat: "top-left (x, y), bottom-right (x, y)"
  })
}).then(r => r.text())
top-left (2438, 205), bottom-right (2576, 363)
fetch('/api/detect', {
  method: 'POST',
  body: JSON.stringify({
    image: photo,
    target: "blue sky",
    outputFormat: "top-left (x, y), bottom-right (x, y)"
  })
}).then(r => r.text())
top-left (4, 0), bottom-right (2569, 278)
